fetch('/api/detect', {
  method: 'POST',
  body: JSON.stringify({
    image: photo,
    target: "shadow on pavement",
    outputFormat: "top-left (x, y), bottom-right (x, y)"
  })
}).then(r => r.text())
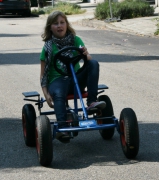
top-left (0, 34), bottom-right (34, 38)
top-left (0, 52), bottom-right (40, 65)
top-left (0, 28), bottom-right (159, 65)
top-left (0, 117), bottom-right (159, 169)
top-left (0, 14), bottom-right (38, 18)
top-left (0, 52), bottom-right (159, 65)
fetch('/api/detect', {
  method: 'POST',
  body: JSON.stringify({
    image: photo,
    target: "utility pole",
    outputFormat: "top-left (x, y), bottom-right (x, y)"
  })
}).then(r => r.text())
top-left (105, 0), bottom-right (121, 22)
top-left (109, 0), bottom-right (113, 20)
top-left (52, 0), bottom-right (54, 6)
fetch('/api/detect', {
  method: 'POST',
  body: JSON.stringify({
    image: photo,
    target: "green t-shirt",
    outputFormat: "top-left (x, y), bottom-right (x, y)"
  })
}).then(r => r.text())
top-left (40, 36), bottom-right (85, 84)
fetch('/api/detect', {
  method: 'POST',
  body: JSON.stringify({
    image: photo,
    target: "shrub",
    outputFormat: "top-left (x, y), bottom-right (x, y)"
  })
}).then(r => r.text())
top-left (95, 0), bottom-right (154, 20)
top-left (31, 2), bottom-right (85, 15)
top-left (154, 19), bottom-right (159, 35)
top-left (31, 8), bottom-right (45, 15)
top-left (55, 2), bottom-right (82, 15)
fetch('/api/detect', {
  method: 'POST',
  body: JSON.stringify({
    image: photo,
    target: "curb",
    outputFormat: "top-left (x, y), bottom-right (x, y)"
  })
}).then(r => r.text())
top-left (73, 18), bottom-right (159, 38)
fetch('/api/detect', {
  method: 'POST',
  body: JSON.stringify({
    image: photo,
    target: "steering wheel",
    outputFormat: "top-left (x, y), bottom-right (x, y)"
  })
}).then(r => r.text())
top-left (54, 46), bottom-right (87, 76)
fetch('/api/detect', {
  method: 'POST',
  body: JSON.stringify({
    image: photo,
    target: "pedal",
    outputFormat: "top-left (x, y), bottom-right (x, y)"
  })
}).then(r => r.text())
top-left (87, 108), bottom-right (99, 115)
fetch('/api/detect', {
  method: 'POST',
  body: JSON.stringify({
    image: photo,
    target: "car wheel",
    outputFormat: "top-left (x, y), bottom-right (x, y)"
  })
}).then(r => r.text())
top-left (22, 10), bottom-right (31, 17)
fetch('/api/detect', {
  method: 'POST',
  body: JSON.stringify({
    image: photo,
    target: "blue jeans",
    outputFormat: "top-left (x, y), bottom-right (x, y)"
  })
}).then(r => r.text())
top-left (48, 60), bottom-right (99, 126)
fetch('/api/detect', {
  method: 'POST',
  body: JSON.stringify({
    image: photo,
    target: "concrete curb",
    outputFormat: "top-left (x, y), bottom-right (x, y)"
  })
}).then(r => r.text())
top-left (72, 17), bottom-right (159, 37)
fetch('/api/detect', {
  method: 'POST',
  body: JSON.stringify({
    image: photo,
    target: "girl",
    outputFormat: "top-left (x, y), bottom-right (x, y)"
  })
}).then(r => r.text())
top-left (40, 11), bottom-right (106, 142)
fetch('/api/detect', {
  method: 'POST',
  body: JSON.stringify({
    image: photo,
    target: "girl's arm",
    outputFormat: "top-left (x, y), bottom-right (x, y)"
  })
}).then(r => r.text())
top-left (40, 61), bottom-right (54, 108)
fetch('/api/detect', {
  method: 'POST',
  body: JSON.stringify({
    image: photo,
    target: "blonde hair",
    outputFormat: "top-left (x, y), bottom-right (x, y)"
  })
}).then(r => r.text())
top-left (41, 11), bottom-right (76, 41)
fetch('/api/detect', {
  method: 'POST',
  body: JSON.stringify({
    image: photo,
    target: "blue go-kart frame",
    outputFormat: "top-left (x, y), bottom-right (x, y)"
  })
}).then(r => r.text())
top-left (22, 46), bottom-right (139, 167)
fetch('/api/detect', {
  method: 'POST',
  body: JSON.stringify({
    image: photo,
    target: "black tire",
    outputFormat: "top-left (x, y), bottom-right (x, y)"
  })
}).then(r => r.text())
top-left (72, 112), bottom-right (79, 137)
top-left (35, 115), bottom-right (53, 166)
top-left (67, 112), bottom-right (79, 137)
top-left (97, 95), bottom-right (115, 140)
top-left (25, 10), bottom-right (31, 17)
top-left (119, 108), bottom-right (139, 159)
top-left (21, 10), bottom-right (31, 17)
top-left (22, 104), bottom-right (36, 147)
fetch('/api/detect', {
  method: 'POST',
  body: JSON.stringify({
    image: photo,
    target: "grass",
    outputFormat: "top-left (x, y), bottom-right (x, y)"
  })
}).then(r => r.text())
top-left (31, 2), bottom-right (86, 16)
top-left (154, 18), bottom-right (159, 35)
top-left (152, 17), bottom-right (159, 35)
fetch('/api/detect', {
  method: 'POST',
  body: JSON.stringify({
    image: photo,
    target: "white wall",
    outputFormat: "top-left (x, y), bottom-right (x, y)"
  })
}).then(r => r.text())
top-left (90, 0), bottom-right (97, 3)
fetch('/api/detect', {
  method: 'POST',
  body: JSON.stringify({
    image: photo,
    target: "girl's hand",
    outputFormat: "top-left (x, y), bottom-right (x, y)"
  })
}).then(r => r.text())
top-left (45, 93), bottom-right (54, 108)
top-left (81, 46), bottom-right (88, 56)
top-left (41, 86), bottom-right (54, 108)
top-left (80, 46), bottom-right (92, 60)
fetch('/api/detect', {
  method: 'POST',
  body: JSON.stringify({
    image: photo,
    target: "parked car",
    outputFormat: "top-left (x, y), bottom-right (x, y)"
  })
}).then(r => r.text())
top-left (0, 0), bottom-right (31, 17)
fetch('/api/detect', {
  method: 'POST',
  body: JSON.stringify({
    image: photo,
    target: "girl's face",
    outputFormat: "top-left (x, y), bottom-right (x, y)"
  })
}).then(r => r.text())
top-left (50, 15), bottom-right (67, 39)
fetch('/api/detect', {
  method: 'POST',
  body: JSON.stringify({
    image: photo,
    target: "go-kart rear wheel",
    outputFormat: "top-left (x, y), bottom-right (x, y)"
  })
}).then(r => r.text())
top-left (119, 108), bottom-right (139, 159)
top-left (22, 104), bottom-right (36, 147)
top-left (97, 95), bottom-right (115, 140)
top-left (35, 115), bottom-right (53, 167)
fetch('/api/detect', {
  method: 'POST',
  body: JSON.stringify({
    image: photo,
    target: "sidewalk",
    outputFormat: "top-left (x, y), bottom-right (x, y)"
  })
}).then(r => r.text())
top-left (67, 3), bottom-right (159, 37)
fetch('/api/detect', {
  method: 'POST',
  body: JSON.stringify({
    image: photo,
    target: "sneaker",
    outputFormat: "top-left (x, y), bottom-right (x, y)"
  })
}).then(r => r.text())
top-left (56, 132), bottom-right (70, 143)
top-left (87, 101), bottom-right (106, 110)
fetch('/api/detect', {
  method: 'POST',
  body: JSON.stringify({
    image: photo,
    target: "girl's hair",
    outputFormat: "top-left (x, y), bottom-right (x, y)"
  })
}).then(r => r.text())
top-left (41, 11), bottom-right (76, 41)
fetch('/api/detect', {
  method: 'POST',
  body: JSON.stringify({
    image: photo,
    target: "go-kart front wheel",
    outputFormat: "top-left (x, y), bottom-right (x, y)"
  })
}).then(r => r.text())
top-left (97, 95), bottom-right (115, 140)
top-left (119, 108), bottom-right (139, 159)
top-left (22, 104), bottom-right (36, 147)
top-left (35, 115), bottom-right (53, 167)
top-left (67, 112), bottom-right (79, 137)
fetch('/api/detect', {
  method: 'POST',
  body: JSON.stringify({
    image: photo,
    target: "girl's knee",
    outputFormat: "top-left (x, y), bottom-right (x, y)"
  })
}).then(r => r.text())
top-left (88, 59), bottom-right (99, 70)
top-left (53, 89), bottom-right (66, 98)
top-left (89, 59), bottom-right (99, 66)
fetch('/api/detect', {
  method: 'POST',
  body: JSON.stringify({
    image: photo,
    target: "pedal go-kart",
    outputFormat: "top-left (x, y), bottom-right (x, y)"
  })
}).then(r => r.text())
top-left (22, 46), bottom-right (139, 167)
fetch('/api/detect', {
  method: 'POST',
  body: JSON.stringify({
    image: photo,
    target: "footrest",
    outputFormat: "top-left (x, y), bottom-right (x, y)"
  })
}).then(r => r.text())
top-left (98, 84), bottom-right (108, 90)
top-left (22, 91), bottom-right (40, 98)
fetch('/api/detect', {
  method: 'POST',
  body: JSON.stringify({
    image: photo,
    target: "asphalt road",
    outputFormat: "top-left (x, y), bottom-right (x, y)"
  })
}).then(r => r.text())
top-left (0, 16), bottom-right (159, 180)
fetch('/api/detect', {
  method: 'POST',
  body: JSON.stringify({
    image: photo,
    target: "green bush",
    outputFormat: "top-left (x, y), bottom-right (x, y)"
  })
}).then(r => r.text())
top-left (55, 2), bottom-right (82, 15)
top-left (154, 19), bottom-right (159, 35)
top-left (95, 0), bottom-right (154, 20)
top-left (31, 8), bottom-right (45, 15)
top-left (31, 2), bottom-right (85, 15)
